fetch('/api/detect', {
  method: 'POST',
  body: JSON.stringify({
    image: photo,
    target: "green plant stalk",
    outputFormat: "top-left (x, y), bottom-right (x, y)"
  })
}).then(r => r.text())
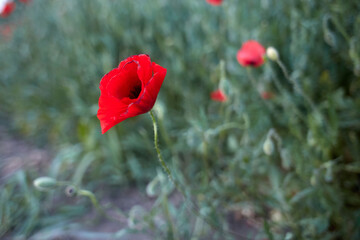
top-left (78, 189), bottom-right (103, 213)
top-left (149, 110), bottom-right (175, 183)
top-left (276, 59), bottom-right (317, 113)
top-left (201, 135), bottom-right (210, 184)
top-left (158, 116), bottom-right (182, 181)
top-left (246, 68), bottom-right (273, 111)
top-left (77, 188), bottom-right (125, 223)
top-left (150, 110), bottom-right (179, 240)
top-left (149, 110), bottom-right (251, 239)
top-left (217, 59), bottom-right (231, 161)
top-left (275, 59), bottom-right (333, 146)
top-left (268, 66), bottom-right (305, 121)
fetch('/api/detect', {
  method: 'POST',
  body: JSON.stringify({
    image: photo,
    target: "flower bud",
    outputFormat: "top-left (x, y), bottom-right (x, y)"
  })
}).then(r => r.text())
top-left (266, 47), bottom-right (279, 61)
top-left (65, 185), bottom-right (77, 197)
top-left (33, 177), bottom-right (58, 191)
top-left (263, 137), bottom-right (274, 155)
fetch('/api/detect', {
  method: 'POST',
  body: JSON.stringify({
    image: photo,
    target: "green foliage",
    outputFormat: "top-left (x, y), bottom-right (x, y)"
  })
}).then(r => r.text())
top-left (1, 0), bottom-right (360, 239)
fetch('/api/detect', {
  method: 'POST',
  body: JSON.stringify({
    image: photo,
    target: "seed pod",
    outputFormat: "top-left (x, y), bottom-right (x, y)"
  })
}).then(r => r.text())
top-left (33, 177), bottom-right (58, 191)
top-left (65, 185), bottom-right (77, 197)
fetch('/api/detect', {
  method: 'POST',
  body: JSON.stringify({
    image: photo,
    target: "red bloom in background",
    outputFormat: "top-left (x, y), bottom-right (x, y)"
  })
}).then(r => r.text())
top-left (261, 91), bottom-right (274, 100)
top-left (236, 40), bottom-right (266, 67)
top-left (206, 0), bottom-right (223, 6)
top-left (0, 0), bottom-right (15, 18)
top-left (97, 54), bottom-right (167, 134)
top-left (211, 89), bottom-right (227, 102)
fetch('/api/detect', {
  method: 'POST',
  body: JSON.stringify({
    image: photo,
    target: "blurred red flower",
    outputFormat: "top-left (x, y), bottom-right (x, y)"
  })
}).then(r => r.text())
top-left (261, 91), bottom-right (274, 100)
top-left (206, 0), bottom-right (223, 6)
top-left (0, 0), bottom-right (15, 18)
top-left (97, 54), bottom-right (167, 134)
top-left (236, 40), bottom-right (266, 67)
top-left (211, 89), bottom-right (227, 102)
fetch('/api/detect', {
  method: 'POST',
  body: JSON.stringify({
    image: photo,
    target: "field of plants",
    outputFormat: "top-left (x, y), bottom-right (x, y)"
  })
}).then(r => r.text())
top-left (1, 0), bottom-right (360, 239)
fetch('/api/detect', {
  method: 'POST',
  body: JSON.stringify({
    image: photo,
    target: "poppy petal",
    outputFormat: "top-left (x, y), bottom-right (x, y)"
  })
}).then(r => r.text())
top-left (118, 54), bottom-right (152, 85)
top-left (128, 63), bottom-right (167, 115)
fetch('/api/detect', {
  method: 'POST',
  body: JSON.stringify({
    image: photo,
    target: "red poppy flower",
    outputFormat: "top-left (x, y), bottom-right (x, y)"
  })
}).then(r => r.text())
top-left (206, 0), bottom-right (223, 6)
top-left (97, 54), bottom-right (167, 134)
top-left (236, 40), bottom-right (266, 67)
top-left (211, 89), bottom-right (227, 102)
top-left (19, 0), bottom-right (31, 4)
top-left (260, 91), bottom-right (274, 100)
top-left (0, 0), bottom-right (15, 18)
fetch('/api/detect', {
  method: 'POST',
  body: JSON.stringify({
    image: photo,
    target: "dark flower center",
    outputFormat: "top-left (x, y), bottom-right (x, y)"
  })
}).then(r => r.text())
top-left (247, 60), bottom-right (257, 66)
top-left (129, 84), bottom-right (142, 99)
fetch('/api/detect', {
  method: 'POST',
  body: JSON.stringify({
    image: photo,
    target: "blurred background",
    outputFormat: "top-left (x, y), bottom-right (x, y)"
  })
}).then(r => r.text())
top-left (1, 0), bottom-right (360, 239)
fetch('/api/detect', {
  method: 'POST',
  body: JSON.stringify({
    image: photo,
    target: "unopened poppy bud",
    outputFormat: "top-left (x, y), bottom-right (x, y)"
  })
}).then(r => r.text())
top-left (65, 185), bottom-right (77, 197)
top-left (266, 47), bottom-right (279, 61)
top-left (263, 137), bottom-right (274, 155)
top-left (33, 177), bottom-right (58, 191)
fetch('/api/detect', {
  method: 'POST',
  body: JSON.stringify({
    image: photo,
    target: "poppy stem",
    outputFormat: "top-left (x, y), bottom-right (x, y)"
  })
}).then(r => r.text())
top-left (149, 110), bottom-right (175, 185)
top-left (246, 68), bottom-right (273, 111)
top-left (149, 110), bottom-right (250, 239)
top-left (77, 189), bottom-right (103, 213)
top-left (275, 59), bottom-right (332, 134)
top-left (149, 110), bottom-right (180, 240)
top-left (276, 59), bottom-right (317, 113)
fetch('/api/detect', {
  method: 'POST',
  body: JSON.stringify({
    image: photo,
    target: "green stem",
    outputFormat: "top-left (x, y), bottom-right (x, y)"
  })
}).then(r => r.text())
top-left (246, 67), bottom-right (260, 93)
top-left (78, 189), bottom-right (102, 213)
top-left (246, 68), bottom-right (273, 111)
top-left (275, 59), bottom-right (332, 142)
top-left (150, 110), bottom-right (179, 240)
top-left (149, 110), bottom-right (252, 239)
top-left (149, 110), bottom-right (175, 184)
top-left (276, 59), bottom-right (317, 113)
top-left (268, 66), bottom-right (305, 121)
top-left (201, 135), bottom-right (210, 184)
